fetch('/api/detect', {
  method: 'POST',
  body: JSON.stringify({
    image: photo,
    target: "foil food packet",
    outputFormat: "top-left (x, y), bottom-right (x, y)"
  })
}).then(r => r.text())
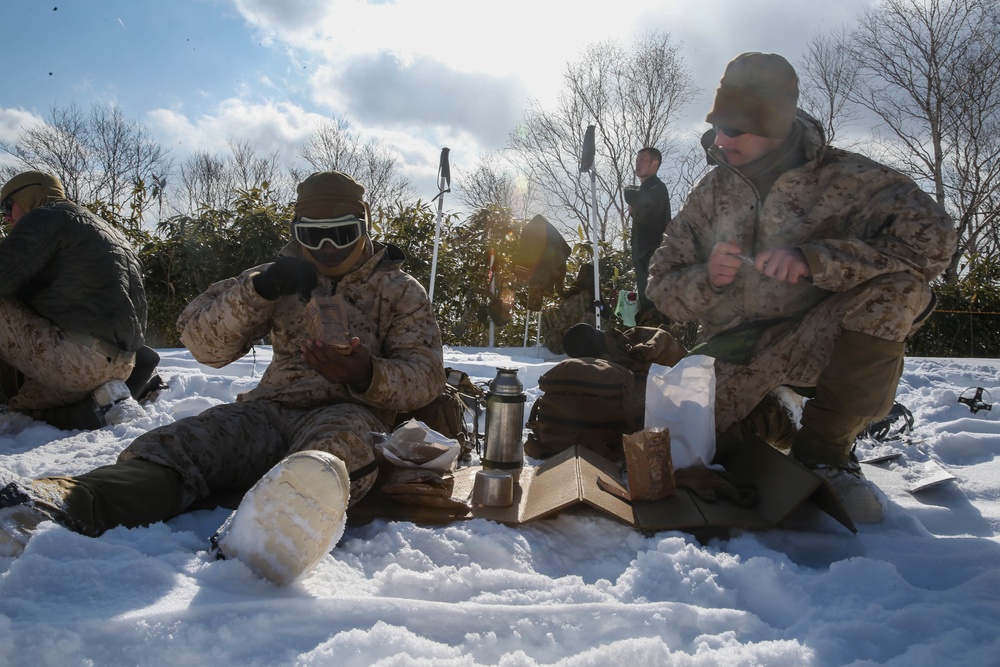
top-left (307, 293), bottom-right (352, 353)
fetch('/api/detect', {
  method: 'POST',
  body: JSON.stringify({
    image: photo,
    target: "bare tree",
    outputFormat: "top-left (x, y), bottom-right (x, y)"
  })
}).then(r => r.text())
top-left (297, 118), bottom-right (413, 211)
top-left (1, 102), bottom-right (170, 230)
top-left (797, 28), bottom-right (861, 146)
top-left (1, 104), bottom-right (89, 198)
top-left (228, 139), bottom-right (283, 195)
top-left (177, 140), bottom-right (292, 215)
top-left (178, 151), bottom-right (231, 213)
top-left (847, 0), bottom-right (1000, 277)
top-left (507, 31), bottom-right (697, 247)
top-left (666, 133), bottom-right (712, 212)
top-left (456, 151), bottom-right (540, 220)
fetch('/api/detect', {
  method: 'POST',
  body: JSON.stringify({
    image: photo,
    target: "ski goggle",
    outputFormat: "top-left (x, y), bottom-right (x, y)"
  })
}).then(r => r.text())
top-left (293, 215), bottom-right (365, 250)
top-left (714, 125), bottom-right (746, 138)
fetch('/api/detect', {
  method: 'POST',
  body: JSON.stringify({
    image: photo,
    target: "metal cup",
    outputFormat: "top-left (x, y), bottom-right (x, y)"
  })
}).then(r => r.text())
top-left (472, 469), bottom-right (514, 507)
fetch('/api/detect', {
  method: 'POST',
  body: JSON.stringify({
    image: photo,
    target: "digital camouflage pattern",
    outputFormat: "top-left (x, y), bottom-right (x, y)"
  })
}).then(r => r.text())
top-left (541, 291), bottom-right (596, 355)
top-left (122, 240), bottom-right (444, 506)
top-left (0, 297), bottom-right (134, 410)
top-left (647, 114), bottom-right (957, 434)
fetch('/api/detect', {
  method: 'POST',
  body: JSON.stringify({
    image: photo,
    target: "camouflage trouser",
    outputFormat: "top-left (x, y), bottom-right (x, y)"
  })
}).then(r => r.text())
top-left (119, 399), bottom-right (385, 511)
top-left (541, 291), bottom-right (597, 354)
top-left (0, 297), bottom-right (135, 409)
top-left (712, 272), bottom-right (934, 434)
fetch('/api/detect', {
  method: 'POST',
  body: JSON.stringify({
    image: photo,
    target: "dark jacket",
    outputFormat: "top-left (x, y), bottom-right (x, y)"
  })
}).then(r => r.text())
top-left (628, 174), bottom-right (671, 268)
top-left (0, 201), bottom-right (147, 351)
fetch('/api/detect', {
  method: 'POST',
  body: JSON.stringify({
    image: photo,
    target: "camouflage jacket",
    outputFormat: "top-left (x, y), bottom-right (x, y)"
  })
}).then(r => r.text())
top-left (177, 241), bottom-right (445, 418)
top-left (647, 114), bottom-right (956, 339)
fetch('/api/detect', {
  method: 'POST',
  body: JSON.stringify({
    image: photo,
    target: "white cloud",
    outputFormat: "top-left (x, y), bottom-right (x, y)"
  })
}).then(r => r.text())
top-left (0, 108), bottom-right (46, 169)
top-left (0, 108), bottom-right (45, 144)
top-left (311, 51), bottom-right (528, 144)
top-left (227, 0), bottom-right (875, 164)
top-left (146, 99), bottom-right (329, 166)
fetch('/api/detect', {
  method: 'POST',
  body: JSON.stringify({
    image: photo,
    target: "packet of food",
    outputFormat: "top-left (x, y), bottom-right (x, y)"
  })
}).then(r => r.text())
top-left (622, 426), bottom-right (676, 501)
top-left (306, 293), bottom-right (352, 354)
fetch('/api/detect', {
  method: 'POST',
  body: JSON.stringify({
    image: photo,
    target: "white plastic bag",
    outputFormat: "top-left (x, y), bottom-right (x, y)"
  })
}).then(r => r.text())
top-left (377, 418), bottom-right (461, 473)
top-left (644, 355), bottom-right (716, 469)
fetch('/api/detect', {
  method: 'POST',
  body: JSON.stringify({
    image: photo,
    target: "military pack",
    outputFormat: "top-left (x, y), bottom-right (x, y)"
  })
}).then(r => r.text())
top-left (524, 357), bottom-right (644, 461)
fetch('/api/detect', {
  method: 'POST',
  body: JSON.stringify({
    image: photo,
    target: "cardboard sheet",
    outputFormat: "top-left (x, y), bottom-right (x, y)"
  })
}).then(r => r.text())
top-left (348, 436), bottom-right (856, 534)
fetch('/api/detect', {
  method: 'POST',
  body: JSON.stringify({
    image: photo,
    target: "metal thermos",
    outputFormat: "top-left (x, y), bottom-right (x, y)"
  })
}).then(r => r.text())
top-left (482, 367), bottom-right (526, 482)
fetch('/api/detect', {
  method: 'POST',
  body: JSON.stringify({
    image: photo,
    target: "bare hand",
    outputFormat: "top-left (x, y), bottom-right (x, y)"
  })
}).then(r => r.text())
top-left (754, 248), bottom-right (812, 284)
top-left (708, 240), bottom-right (745, 288)
top-left (301, 337), bottom-right (374, 391)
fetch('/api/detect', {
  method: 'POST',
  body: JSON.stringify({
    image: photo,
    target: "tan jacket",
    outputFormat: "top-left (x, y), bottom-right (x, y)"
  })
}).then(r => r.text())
top-left (177, 241), bottom-right (444, 422)
top-left (647, 115), bottom-right (956, 340)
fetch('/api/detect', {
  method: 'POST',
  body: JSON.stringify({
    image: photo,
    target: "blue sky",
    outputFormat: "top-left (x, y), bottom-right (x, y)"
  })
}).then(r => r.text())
top-left (0, 0), bottom-right (874, 201)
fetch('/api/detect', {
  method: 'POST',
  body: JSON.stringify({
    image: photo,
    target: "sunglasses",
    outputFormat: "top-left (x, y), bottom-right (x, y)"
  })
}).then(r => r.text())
top-left (293, 215), bottom-right (364, 250)
top-left (1, 181), bottom-right (42, 217)
top-left (714, 125), bottom-right (746, 138)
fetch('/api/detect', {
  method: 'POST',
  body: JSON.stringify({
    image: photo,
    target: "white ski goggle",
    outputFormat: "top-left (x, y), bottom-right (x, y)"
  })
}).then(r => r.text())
top-left (293, 215), bottom-right (365, 250)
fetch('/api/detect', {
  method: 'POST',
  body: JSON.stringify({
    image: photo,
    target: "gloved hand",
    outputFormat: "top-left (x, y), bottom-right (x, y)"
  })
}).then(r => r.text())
top-left (252, 257), bottom-right (317, 301)
top-left (675, 466), bottom-right (759, 508)
top-left (623, 185), bottom-right (640, 206)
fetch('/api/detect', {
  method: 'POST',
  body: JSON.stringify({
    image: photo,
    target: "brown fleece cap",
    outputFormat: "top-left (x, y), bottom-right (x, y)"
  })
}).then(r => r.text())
top-left (705, 52), bottom-right (799, 139)
top-left (294, 171), bottom-right (368, 224)
top-left (1, 171), bottom-right (67, 213)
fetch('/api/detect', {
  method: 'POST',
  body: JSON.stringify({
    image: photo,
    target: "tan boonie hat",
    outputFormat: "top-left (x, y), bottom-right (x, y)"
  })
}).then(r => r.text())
top-left (294, 171), bottom-right (368, 227)
top-left (705, 52), bottom-right (799, 139)
top-left (1, 171), bottom-right (67, 214)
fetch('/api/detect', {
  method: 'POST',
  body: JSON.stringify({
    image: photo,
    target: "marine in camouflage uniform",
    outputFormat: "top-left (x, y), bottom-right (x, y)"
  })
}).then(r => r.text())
top-left (646, 53), bottom-right (956, 523)
top-left (0, 172), bottom-right (146, 417)
top-left (0, 171), bottom-right (444, 539)
top-left (541, 264), bottom-right (598, 355)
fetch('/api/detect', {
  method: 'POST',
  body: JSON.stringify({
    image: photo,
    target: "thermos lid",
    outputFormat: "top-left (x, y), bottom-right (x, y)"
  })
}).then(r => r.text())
top-left (489, 367), bottom-right (523, 395)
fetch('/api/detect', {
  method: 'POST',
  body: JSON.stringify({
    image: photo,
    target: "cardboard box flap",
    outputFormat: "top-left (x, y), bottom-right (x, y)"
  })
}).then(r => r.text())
top-left (573, 445), bottom-right (708, 530)
top-left (724, 436), bottom-right (856, 533)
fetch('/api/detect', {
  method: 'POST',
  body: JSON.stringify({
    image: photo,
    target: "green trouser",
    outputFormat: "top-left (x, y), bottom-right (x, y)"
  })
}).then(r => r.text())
top-left (36, 458), bottom-right (186, 537)
top-left (791, 330), bottom-right (905, 468)
top-left (715, 390), bottom-right (800, 466)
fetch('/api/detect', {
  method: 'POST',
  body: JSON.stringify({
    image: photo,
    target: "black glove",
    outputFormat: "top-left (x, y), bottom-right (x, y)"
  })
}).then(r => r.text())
top-left (252, 257), bottom-right (317, 301)
top-left (675, 466), bottom-right (759, 508)
top-left (623, 185), bottom-right (640, 207)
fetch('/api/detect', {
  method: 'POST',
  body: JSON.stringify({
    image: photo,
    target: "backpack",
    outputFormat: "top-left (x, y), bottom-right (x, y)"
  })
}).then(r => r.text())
top-left (524, 357), bottom-right (644, 461)
top-left (511, 215), bottom-right (572, 311)
top-left (395, 368), bottom-right (486, 461)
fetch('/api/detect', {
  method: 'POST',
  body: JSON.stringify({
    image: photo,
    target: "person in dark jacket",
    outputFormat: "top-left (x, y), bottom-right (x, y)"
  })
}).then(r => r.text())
top-left (0, 171), bottom-right (148, 429)
top-left (623, 147), bottom-right (671, 325)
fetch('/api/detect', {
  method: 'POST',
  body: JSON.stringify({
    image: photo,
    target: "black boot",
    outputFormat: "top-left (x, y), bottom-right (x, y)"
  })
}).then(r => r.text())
top-left (126, 346), bottom-right (165, 402)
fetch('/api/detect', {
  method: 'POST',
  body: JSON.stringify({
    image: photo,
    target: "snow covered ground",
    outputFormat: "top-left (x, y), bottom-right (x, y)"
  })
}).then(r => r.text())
top-left (1, 346), bottom-right (999, 666)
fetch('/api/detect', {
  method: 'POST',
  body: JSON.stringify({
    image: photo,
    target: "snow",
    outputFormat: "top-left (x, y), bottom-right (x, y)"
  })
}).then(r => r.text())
top-left (2, 346), bottom-right (999, 666)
